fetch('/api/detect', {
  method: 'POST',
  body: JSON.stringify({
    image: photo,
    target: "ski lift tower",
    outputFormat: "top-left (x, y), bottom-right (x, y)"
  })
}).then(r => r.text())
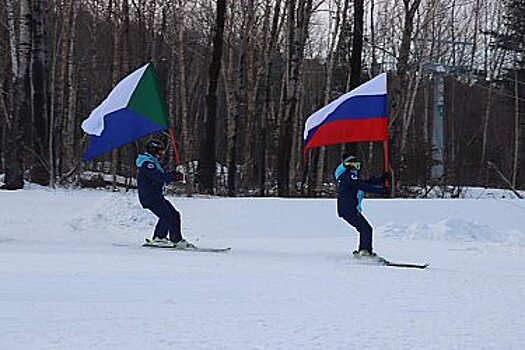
top-left (424, 63), bottom-right (447, 180)
top-left (419, 37), bottom-right (472, 182)
top-left (422, 62), bottom-right (470, 181)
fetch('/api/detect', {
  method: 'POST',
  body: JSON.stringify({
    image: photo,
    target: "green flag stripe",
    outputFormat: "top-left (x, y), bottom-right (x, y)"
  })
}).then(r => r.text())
top-left (127, 64), bottom-right (169, 128)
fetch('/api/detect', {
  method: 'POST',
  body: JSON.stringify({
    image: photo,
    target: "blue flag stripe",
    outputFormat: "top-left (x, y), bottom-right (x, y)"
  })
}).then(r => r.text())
top-left (82, 108), bottom-right (166, 161)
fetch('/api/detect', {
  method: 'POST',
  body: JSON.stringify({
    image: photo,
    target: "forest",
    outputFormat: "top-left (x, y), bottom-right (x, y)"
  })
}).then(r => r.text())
top-left (1, 0), bottom-right (524, 196)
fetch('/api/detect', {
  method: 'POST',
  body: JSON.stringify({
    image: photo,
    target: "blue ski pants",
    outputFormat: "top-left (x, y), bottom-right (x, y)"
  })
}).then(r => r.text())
top-left (341, 213), bottom-right (373, 252)
top-left (145, 199), bottom-right (182, 243)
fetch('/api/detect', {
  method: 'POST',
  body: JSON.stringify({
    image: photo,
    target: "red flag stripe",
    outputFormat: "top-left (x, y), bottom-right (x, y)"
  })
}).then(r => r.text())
top-left (304, 118), bottom-right (388, 151)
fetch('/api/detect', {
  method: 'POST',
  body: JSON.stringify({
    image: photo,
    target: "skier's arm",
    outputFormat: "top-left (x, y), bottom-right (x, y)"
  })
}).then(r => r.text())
top-left (140, 162), bottom-right (174, 184)
top-left (366, 173), bottom-right (387, 185)
top-left (347, 178), bottom-right (384, 194)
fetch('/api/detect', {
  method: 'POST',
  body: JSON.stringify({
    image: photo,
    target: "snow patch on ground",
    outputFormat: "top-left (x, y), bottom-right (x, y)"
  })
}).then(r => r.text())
top-left (1, 186), bottom-right (525, 349)
top-left (379, 218), bottom-right (525, 247)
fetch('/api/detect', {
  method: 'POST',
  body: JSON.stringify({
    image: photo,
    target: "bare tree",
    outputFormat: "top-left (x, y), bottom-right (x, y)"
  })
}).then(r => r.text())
top-left (348, 0), bottom-right (364, 90)
top-left (223, 0), bottom-right (239, 196)
top-left (110, 0), bottom-right (121, 190)
top-left (62, 1), bottom-right (79, 176)
top-left (312, 0), bottom-right (350, 193)
top-left (277, 0), bottom-right (314, 196)
top-left (30, 0), bottom-right (49, 185)
top-left (512, 60), bottom-right (520, 188)
top-left (199, 0), bottom-right (227, 194)
top-left (397, 0), bottom-right (423, 78)
top-left (4, 0), bottom-right (31, 190)
top-left (259, 0), bottom-right (283, 195)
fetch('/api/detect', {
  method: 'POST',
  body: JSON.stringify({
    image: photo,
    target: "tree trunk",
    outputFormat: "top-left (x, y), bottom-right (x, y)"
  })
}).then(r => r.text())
top-left (480, 83), bottom-right (493, 183)
top-left (198, 0), bottom-right (227, 194)
top-left (469, 0), bottom-right (481, 72)
top-left (259, 0), bottom-right (282, 196)
top-left (399, 72), bottom-right (421, 159)
top-left (4, 0), bottom-right (32, 190)
top-left (4, 0), bottom-right (18, 179)
top-left (48, 15), bottom-right (60, 187)
top-left (348, 0), bottom-right (364, 90)
top-left (277, 0), bottom-right (298, 197)
top-left (370, 0), bottom-right (379, 75)
top-left (111, 0), bottom-right (121, 190)
top-left (149, 0), bottom-right (157, 61)
top-left (512, 66), bottom-right (520, 188)
top-left (30, 0), bottom-right (49, 185)
top-left (314, 0), bottom-right (349, 192)
top-left (239, 0), bottom-right (257, 191)
top-left (64, 1), bottom-right (78, 176)
top-left (397, 0), bottom-right (422, 78)
top-left (480, 45), bottom-right (507, 183)
top-left (175, 4), bottom-right (193, 194)
top-left (56, 1), bottom-right (72, 176)
top-left (6, 0), bottom-right (19, 78)
top-left (277, 0), bottom-right (313, 196)
top-left (224, 1), bottom-right (238, 196)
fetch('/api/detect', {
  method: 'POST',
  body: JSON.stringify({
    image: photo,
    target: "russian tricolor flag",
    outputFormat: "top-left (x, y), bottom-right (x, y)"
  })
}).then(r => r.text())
top-left (303, 73), bottom-right (388, 152)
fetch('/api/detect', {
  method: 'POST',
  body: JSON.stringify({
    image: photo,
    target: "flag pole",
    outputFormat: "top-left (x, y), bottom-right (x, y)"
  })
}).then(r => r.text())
top-left (383, 139), bottom-right (389, 173)
top-left (383, 138), bottom-right (391, 195)
top-left (167, 128), bottom-right (182, 165)
top-left (301, 149), bottom-right (310, 196)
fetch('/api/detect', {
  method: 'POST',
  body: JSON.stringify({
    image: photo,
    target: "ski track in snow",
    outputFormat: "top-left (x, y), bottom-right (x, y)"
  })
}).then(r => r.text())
top-left (1, 186), bottom-right (525, 349)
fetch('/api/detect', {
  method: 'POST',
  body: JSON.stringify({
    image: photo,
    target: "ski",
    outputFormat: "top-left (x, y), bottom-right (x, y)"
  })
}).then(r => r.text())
top-left (142, 239), bottom-right (231, 253)
top-left (352, 251), bottom-right (429, 269)
top-left (382, 262), bottom-right (429, 269)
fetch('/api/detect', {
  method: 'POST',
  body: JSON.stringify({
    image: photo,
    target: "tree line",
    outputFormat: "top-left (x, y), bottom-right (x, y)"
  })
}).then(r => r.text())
top-left (1, 0), bottom-right (523, 196)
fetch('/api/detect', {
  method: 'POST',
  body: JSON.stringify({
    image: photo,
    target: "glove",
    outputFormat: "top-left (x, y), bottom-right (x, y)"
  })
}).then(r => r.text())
top-left (381, 171), bottom-right (391, 181)
top-left (171, 171), bottom-right (184, 182)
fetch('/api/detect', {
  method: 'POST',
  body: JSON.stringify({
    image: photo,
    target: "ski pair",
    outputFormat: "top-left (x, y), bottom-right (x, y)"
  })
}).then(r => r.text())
top-left (352, 251), bottom-right (429, 269)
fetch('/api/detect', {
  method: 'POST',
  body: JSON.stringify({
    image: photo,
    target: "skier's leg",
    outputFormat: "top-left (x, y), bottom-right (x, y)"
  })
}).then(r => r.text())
top-left (159, 199), bottom-right (182, 243)
top-left (153, 220), bottom-right (169, 240)
top-left (146, 201), bottom-right (170, 240)
top-left (343, 213), bottom-right (373, 253)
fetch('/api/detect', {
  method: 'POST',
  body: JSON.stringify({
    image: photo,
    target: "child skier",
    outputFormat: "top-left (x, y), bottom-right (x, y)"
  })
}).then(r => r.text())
top-left (136, 139), bottom-right (194, 248)
top-left (335, 155), bottom-right (389, 257)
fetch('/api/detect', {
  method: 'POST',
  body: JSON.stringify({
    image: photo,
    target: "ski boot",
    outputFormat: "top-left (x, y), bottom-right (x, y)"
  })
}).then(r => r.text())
top-left (146, 237), bottom-right (175, 247)
top-left (173, 238), bottom-right (197, 249)
top-left (352, 249), bottom-right (388, 264)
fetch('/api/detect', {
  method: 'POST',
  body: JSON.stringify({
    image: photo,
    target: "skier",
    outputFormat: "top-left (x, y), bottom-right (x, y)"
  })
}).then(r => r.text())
top-left (136, 139), bottom-right (194, 248)
top-left (335, 155), bottom-right (389, 258)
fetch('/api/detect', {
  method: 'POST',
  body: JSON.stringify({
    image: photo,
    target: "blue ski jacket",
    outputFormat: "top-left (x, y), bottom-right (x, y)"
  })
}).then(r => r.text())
top-left (136, 153), bottom-right (174, 207)
top-left (335, 166), bottom-right (385, 218)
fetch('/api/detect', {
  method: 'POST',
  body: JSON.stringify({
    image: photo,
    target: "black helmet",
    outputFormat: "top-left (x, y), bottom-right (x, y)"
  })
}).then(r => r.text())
top-left (342, 155), bottom-right (361, 170)
top-left (145, 139), bottom-right (165, 156)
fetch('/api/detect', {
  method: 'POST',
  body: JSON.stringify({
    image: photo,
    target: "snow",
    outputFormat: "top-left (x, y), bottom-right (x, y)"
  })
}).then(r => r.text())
top-left (1, 186), bottom-right (525, 349)
top-left (412, 186), bottom-right (525, 199)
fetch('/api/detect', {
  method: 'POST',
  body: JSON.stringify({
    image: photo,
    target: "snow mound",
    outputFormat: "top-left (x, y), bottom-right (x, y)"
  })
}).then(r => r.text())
top-left (378, 219), bottom-right (525, 247)
top-left (66, 192), bottom-right (154, 236)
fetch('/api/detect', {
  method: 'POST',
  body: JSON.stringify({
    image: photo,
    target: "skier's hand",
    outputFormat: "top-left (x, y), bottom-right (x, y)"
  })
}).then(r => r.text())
top-left (381, 171), bottom-right (391, 181)
top-left (171, 171), bottom-right (184, 182)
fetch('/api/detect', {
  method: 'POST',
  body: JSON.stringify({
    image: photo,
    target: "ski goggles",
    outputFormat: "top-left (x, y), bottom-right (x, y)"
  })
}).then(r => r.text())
top-left (343, 161), bottom-right (361, 170)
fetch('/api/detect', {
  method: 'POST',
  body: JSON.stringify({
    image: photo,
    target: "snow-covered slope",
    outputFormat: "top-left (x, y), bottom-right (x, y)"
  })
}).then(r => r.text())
top-left (1, 186), bottom-right (524, 349)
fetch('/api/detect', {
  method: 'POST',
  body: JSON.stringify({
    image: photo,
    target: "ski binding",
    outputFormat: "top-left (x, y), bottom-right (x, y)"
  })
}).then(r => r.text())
top-left (352, 251), bottom-right (428, 269)
top-left (143, 238), bottom-right (231, 253)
